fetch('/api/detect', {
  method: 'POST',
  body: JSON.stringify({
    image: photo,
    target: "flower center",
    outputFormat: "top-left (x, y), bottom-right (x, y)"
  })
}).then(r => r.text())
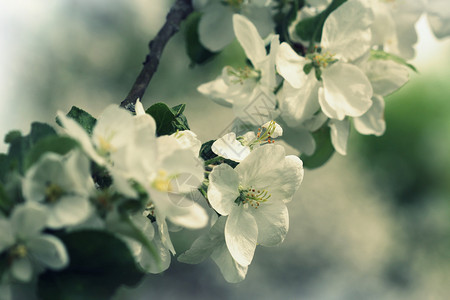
top-left (304, 50), bottom-right (338, 80)
top-left (152, 170), bottom-right (173, 192)
top-left (236, 186), bottom-right (271, 208)
top-left (9, 244), bottom-right (27, 260)
top-left (240, 120), bottom-right (278, 149)
top-left (226, 66), bottom-right (261, 85)
top-left (96, 132), bottom-right (117, 156)
top-left (45, 182), bottom-right (64, 203)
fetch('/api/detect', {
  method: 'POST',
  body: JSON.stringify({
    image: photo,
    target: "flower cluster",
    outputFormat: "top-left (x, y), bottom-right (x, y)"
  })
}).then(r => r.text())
top-left (197, 0), bottom-right (450, 157)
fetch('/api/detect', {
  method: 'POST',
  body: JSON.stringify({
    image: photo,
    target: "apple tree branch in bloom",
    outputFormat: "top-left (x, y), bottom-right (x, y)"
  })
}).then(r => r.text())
top-left (120, 0), bottom-right (194, 111)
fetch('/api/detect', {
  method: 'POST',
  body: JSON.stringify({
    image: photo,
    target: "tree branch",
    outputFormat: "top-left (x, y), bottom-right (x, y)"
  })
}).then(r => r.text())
top-left (120, 0), bottom-right (194, 111)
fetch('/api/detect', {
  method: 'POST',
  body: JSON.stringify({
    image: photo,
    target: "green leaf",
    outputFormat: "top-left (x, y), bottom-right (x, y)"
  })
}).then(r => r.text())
top-left (37, 230), bottom-right (144, 300)
top-left (0, 182), bottom-right (13, 215)
top-left (24, 136), bottom-right (79, 170)
top-left (185, 12), bottom-right (218, 66)
top-left (295, 0), bottom-right (347, 44)
top-left (370, 49), bottom-right (418, 72)
top-left (300, 126), bottom-right (335, 169)
top-left (63, 106), bottom-right (97, 135)
top-left (273, 0), bottom-right (304, 43)
top-left (6, 123), bottom-right (57, 174)
top-left (145, 102), bottom-right (190, 136)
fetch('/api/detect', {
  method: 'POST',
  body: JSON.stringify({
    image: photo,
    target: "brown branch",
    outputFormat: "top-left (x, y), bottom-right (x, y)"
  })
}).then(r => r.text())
top-left (120, 0), bottom-right (194, 111)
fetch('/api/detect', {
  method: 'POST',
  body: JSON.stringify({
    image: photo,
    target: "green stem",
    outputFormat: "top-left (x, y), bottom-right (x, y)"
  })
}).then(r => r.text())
top-left (204, 156), bottom-right (223, 166)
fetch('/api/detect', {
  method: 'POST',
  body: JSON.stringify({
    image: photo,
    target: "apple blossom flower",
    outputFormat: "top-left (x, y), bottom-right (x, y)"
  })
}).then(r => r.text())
top-left (0, 204), bottom-right (68, 282)
top-left (277, 0), bottom-right (374, 123)
top-left (22, 150), bottom-right (93, 229)
top-left (198, 14), bottom-right (280, 126)
top-left (207, 144), bottom-right (303, 266)
top-left (211, 120), bottom-right (282, 162)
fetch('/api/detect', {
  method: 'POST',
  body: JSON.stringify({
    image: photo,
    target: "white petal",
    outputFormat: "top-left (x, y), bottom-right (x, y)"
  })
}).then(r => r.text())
top-left (321, 0), bottom-right (372, 60)
top-left (11, 204), bottom-right (47, 240)
top-left (428, 14), bottom-right (450, 39)
top-left (57, 112), bottom-right (105, 165)
top-left (166, 202), bottom-right (209, 230)
top-left (0, 218), bottom-right (14, 252)
top-left (281, 124), bottom-right (316, 156)
top-left (11, 257), bottom-right (33, 282)
top-left (135, 99), bottom-right (146, 115)
top-left (138, 226), bottom-right (171, 274)
top-left (171, 130), bottom-right (202, 156)
top-left (235, 144), bottom-right (286, 188)
top-left (212, 132), bottom-right (250, 162)
top-left (197, 76), bottom-right (234, 107)
top-left (211, 243), bottom-right (248, 283)
top-left (47, 195), bottom-right (91, 229)
top-left (177, 234), bottom-right (219, 264)
top-left (233, 86), bottom-right (278, 126)
top-left (276, 43), bottom-right (307, 88)
top-left (225, 206), bottom-right (258, 266)
top-left (354, 95), bottom-right (386, 136)
top-left (198, 3), bottom-right (234, 52)
top-left (157, 218), bottom-right (175, 255)
top-left (278, 75), bottom-right (320, 126)
top-left (208, 164), bottom-right (240, 216)
top-left (329, 119), bottom-right (350, 155)
top-left (232, 14), bottom-right (266, 64)
top-left (365, 60), bottom-right (409, 96)
top-left (251, 201), bottom-right (289, 247)
top-left (27, 234), bottom-right (69, 270)
top-left (92, 105), bottom-right (134, 152)
top-left (322, 62), bottom-right (373, 119)
top-left (262, 121), bottom-right (283, 138)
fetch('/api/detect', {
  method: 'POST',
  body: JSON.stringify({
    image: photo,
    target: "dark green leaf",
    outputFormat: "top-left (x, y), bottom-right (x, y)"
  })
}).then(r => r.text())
top-left (303, 63), bottom-right (313, 75)
top-left (6, 123), bottom-right (56, 174)
top-left (295, 0), bottom-right (347, 44)
top-left (24, 136), bottom-right (79, 170)
top-left (199, 140), bottom-right (216, 161)
top-left (185, 12), bottom-right (218, 66)
top-left (273, 0), bottom-right (304, 43)
top-left (146, 102), bottom-right (190, 136)
top-left (0, 182), bottom-right (13, 215)
top-left (64, 106), bottom-right (97, 135)
top-left (37, 230), bottom-right (144, 300)
top-left (300, 126), bottom-right (335, 169)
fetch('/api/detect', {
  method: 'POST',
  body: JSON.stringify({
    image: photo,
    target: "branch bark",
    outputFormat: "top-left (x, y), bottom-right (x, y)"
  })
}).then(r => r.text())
top-left (120, 0), bottom-right (194, 110)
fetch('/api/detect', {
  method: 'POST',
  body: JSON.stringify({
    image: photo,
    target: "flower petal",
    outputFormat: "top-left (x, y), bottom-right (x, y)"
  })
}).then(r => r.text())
top-left (251, 201), bottom-right (289, 247)
top-left (211, 243), bottom-right (248, 283)
top-left (225, 206), bottom-right (258, 266)
top-left (354, 95), bottom-right (386, 136)
top-left (11, 257), bottom-right (33, 282)
top-left (329, 118), bottom-right (350, 155)
top-left (212, 132), bottom-right (251, 162)
top-left (208, 164), bottom-right (240, 216)
top-left (365, 60), bottom-right (409, 96)
top-left (321, 0), bottom-right (372, 60)
top-left (27, 234), bottom-right (69, 270)
top-left (322, 62), bottom-right (373, 119)
top-left (276, 43), bottom-right (307, 88)
top-left (47, 195), bottom-right (91, 229)
top-left (233, 14), bottom-right (266, 64)
top-left (11, 204), bottom-right (47, 240)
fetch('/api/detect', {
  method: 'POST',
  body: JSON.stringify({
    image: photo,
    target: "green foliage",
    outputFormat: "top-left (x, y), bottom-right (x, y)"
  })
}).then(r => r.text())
top-left (370, 49), bottom-right (418, 72)
top-left (24, 136), bottom-right (78, 170)
top-left (273, 0), bottom-right (304, 43)
top-left (0, 183), bottom-right (13, 216)
top-left (37, 230), bottom-right (144, 300)
top-left (185, 12), bottom-right (218, 66)
top-left (64, 106), bottom-right (97, 135)
top-left (145, 102), bottom-right (190, 136)
top-left (300, 126), bottom-right (335, 169)
top-left (4, 122), bottom-right (57, 174)
top-left (295, 0), bottom-right (347, 45)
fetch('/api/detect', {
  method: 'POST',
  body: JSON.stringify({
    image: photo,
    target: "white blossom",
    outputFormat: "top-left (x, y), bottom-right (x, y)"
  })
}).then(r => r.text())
top-left (198, 14), bottom-right (280, 126)
top-left (22, 150), bottom-right (93, 229)
top-left (0, 204), bottom-right (68, 282)
top-left (207, 144), bottom-right (303, 266)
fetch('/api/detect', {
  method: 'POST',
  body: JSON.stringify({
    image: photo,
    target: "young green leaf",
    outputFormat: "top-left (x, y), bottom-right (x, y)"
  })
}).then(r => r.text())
top-left (300, 126), bottom-right (335, 169)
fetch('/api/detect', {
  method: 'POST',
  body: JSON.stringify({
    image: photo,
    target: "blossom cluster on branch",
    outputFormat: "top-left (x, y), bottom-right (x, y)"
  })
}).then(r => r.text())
top-left (0, 0), bottom-right (449, 298)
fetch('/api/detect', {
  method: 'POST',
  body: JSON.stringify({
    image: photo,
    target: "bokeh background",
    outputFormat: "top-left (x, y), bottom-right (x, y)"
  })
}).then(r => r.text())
top-left (1, 1), bottom-right (450, 299)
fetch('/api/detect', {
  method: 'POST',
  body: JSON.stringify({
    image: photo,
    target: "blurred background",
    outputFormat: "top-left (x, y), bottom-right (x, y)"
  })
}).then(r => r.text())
top-left (1, 1), bottom-right (450, 299)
